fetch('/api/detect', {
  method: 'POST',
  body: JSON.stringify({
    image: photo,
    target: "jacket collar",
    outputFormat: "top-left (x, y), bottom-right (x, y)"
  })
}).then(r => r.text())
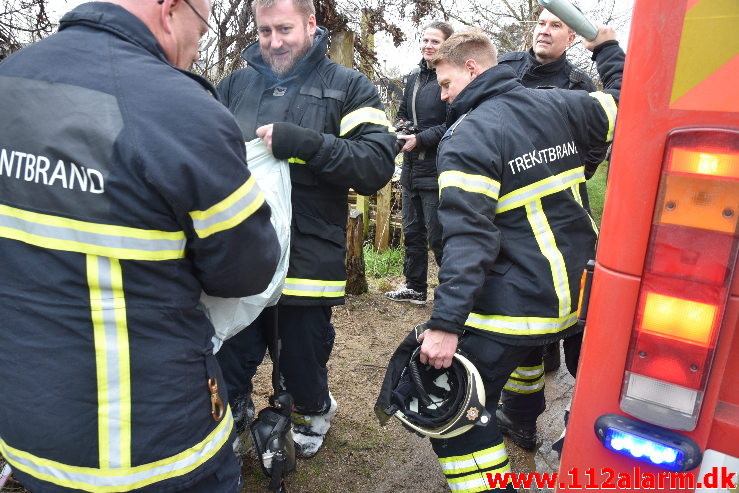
top-left (242, 26), bottom-right (329, 85)
top-left (418, 58), bottom-right (434, 73)
top-left (59, 2), bottom-right (169, 65)
top-left (525, 48), bottom-right (568, 76)
top-left (447, 64), bottom-right (520, 124)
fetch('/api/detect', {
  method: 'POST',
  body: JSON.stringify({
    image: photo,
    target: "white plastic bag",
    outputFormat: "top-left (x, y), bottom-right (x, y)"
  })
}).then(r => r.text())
top-left (200, 139), bottom-right (292, 352)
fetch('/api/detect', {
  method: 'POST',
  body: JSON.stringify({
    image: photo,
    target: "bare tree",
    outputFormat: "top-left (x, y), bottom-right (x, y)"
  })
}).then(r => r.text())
top-left (0, 0), bottom-right (53, 60)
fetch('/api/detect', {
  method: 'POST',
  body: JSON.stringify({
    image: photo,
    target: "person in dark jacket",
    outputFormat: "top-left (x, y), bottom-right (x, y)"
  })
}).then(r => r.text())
top-left (415, 26), bottom-right (623, 491)
top-left (384, 21), bottom-right (453, 305)
top-left (0, 1), bottom-right (280, 492)
top-left (495, 8), bottom-right (606, 451)
top-left (215, 0), bottom-right (396, 459)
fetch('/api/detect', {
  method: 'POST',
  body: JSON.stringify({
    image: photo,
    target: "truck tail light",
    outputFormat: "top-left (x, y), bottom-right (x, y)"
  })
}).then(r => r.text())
top-left (620, 128), bottom-right (739, 431)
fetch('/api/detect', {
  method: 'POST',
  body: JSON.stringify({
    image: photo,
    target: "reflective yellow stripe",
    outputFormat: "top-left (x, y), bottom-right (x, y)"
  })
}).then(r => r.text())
top-left (589, 91), bottom-right (617, 142)
top-left (446, 471), bottom-right (492, 493)
top-left (438, 170), bottom-right (500, 200)
top-left (571, 183), bottom-right (599, 235)
top-left (339, 107), bottom-right (390, 136)
top-left (0, 204), bottom-right (185, 260)
top-left (288, 158), bottom-right (307, 164)
top-left (282, 278), bottom-right (346, 298)
top-left (504, 375), bottom-right (545, 394)
top-left (0, 409), bottom-right (233, 492)
top-left (439, 443), bottom-right (507, 474)
top-left (526, 199), bottom-right (570, 317)
top-left (497, 168), bottom-right (584, 213)
top-left (465, 311), bottom-right (578, 336)
top-left (88, 255), bottom-right (132, 468)
top-left (440, 443), bottom-right (510, 492)
top-left (510, 364), bottom-right (544, 377)
top-left (189, 175), bottom-right (265, 238)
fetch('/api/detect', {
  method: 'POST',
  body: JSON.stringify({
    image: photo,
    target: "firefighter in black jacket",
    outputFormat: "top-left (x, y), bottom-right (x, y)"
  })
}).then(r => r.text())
top-left (495, 8), bottom-right (606, 451)
top-left (0, 1), bottom-right (280, 492)
top-left (384, 21), bottom-right (453, 305)
top-left (215, 0), bottom-right (396, 458)
top-left (417, 27), bottom-right (623, 491)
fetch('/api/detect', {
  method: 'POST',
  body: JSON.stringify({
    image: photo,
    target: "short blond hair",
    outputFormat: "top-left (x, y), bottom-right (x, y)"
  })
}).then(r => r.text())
top-left (429, 28), bottom-right (497, 68)
top-left (252, 0), bottom-right (315, 20)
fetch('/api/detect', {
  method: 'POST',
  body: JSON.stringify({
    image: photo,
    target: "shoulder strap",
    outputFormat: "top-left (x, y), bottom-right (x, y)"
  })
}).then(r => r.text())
top-left (410, 71), bottom-right (421, 127)
top-left (568, 67), bottom-right (586, 89)
top-left (410, 71), bottom-right (425, 159)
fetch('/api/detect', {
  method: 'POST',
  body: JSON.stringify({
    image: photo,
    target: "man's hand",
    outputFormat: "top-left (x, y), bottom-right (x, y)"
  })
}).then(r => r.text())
top-left (583, 25), bottom-right (617, 52)
top-left (397, 133), bottom-right (417, 153)
top-left (256, 124), bottom-right (274, 154)
top-left (418, 328), bottom-right (459, 369)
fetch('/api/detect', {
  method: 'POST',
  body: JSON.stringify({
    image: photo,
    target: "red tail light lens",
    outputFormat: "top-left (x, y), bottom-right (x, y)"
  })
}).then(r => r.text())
top-left (620, 128), bottom-right (739, 431)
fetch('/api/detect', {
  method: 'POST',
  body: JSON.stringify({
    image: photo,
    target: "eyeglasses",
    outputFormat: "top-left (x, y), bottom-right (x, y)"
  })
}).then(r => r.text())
top-left (158, 0), bottom-right (214, 32)
top-left (183, 0), bottom-right (214, 31)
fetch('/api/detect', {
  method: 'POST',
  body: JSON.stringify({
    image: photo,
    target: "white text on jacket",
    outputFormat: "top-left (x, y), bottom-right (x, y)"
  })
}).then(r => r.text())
top-left (508, 141), bottom-right (578, 175)
top-left (0, 148), bottom-right (104, 194)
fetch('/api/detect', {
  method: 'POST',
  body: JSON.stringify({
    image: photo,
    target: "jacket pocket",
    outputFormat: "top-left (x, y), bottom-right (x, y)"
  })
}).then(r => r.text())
top-left (489, 255), bottom-right (513, 275)
top-left (293, 212), bottom-right (345, 248)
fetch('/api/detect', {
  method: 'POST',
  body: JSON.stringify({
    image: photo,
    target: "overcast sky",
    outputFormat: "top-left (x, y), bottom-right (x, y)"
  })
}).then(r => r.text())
top-left (46, 0), bottom-right (634, 75)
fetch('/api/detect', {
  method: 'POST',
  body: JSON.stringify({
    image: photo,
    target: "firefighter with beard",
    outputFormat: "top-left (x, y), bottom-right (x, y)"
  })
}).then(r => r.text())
top-left (215, 0), bottom-right (396, 459)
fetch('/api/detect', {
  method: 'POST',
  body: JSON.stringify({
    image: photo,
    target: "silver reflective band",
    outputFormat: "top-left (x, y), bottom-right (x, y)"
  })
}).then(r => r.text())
top-left (88, 255), bottom-right (131, 469)
top-left (589, 91), bottom-right (617, 142)
top-left (0, 204), bottom-right (185, 260)
top-left (440, 444), bottom-right (507, 473)
top-left (510, 366), bottom-right (544, 377)
top-left (438, 170), bottom-right (500, 200)
top-left (282, 278), bottom-right (346, 297)
top-left (189, 175), bottom-right (265, 239)
top-left (526, 200), bottom-right (571, 317)
top-left (496, 167), bottom-right (584, 213)
top-left (504, 378), bottom-right (545, 393)
top-left (0, 411), bottom-right (233, 491)
top-left (339, 107), bottom-right (391, 136)
top-left (465, 311), bottom-right (578, 335)
top-left (447, 475), bottom-right (491, 491)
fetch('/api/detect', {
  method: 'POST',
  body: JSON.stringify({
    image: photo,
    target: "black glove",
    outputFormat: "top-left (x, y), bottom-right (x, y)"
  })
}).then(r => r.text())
top-left (272, 122), bottom-right (323, 162)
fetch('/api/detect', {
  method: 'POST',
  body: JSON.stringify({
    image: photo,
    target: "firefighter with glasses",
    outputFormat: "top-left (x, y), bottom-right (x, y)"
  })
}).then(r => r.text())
top-left (0, 0), bottom-right (279, 492)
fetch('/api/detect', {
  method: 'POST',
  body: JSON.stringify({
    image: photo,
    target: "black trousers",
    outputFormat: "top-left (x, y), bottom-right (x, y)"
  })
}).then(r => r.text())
top-left (401, 187), bottom-right (443, 292)
top-left (216, 304), bottom-right (335, 418)
top-left (499, 331), bottom-right (583, 421)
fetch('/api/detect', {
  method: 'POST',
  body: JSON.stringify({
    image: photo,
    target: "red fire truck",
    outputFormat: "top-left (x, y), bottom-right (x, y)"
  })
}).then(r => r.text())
top-left (557, 0), bottom-right (738, 490)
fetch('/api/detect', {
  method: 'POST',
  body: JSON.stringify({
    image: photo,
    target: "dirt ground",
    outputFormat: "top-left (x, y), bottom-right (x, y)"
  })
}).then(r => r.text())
top-left (241, 262), bottom-right (575, 493)
top-left (0, 262), bottom-right (574, 493)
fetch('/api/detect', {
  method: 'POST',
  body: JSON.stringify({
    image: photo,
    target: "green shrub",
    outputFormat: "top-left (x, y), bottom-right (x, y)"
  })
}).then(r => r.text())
top-left (586, 161), bottom-right (609, 226)
top-left (363, 243), bottom-right (404, 279)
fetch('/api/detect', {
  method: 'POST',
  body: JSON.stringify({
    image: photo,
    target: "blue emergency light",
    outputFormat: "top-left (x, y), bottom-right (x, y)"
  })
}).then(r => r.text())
top-left (594, 414), bottom-right (702, 472)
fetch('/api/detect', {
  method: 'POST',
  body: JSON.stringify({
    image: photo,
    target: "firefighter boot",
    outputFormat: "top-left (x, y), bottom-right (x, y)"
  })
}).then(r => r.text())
top-left (232, 396), bottom-right (256, 459)
top-left (291, 394), bottom-right (338, 458)
top-left (496, 405), bottom-right (537, 451)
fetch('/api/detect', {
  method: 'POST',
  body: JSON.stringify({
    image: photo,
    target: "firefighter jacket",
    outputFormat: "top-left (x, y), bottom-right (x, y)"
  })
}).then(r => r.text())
top-left (498, 49), bottom-right (596, 92)
top-left (0, 3), bottom-right (280, 492)
top-left (397, 59), bottom-right (448, 191)
top-left (499, 49), bottom-right (608, 179)
top-left (427, 42), bottom-right (624, 346)
top-left (217, 27), bottom-right (396, 306)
